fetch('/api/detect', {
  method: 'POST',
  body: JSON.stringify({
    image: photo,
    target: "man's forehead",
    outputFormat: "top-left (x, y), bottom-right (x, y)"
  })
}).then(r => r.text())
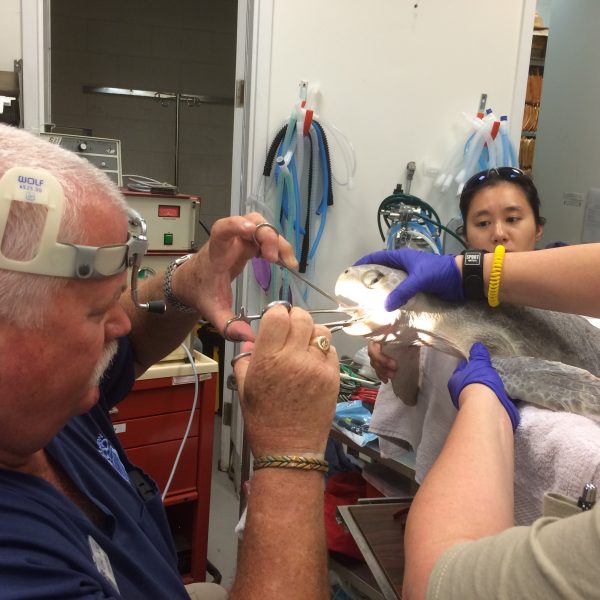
top-left (77, 201), bottom-right (129, 246)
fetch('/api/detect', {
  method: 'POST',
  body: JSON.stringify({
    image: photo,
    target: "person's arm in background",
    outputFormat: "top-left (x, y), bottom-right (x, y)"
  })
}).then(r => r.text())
top-left (474, 243), bottom-right (600, 316)
top-left (120, 214), bottom-right (297, 377)
top-left (229, 305), bottom-right (339, 600)
top-left (402, 344), bottom-right (516, 600)
top-left (352, 246), bottom-right (600, 598)
top-left (356, 243), bottom-right (600, 317)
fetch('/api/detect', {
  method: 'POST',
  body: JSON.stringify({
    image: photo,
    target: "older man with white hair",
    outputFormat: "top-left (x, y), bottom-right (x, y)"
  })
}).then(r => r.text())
top-left (0, 125), bottom-right (339, 600)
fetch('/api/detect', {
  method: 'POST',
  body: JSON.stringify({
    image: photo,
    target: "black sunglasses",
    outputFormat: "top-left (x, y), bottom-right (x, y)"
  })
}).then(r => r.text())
top-left (463, 167), bottom-right (527, 193)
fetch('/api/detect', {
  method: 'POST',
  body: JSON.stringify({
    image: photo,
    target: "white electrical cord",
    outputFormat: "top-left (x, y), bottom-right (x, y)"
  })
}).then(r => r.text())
top-left (123, 173), bottom-right (176, 193)
top-left (161, 343), bottom-right (199, 501)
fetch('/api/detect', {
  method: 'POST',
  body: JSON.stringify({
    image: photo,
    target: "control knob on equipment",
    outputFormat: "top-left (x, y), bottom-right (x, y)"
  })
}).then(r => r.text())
top-left (77, 142), bottom-right (88, 152)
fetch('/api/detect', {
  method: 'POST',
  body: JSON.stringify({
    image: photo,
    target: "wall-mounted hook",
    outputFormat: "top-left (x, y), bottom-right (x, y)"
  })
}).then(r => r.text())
top-left (298, 80), bottom-right (308, 104)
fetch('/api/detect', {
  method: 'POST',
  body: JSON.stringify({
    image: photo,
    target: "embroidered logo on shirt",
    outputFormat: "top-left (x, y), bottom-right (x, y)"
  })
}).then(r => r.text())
top-left (96, 435), bottom-right (130, 482)
top-left (88, 535), bottom-right (120, 592)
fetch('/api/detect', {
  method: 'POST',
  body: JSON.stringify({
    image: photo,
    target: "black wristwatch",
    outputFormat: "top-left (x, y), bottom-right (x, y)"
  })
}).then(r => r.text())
top-left (461, 249), bottom-right (487, 300)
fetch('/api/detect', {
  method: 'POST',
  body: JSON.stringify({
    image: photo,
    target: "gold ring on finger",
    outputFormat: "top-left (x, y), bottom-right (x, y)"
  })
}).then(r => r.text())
top-left (311, 335), bottom-right (330, 354)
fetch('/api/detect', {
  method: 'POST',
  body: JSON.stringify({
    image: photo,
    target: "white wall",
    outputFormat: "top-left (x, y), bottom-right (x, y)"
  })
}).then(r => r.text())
top-left (242, 0), bottom-right (533, 356)
top-left (533, 0), bottom-right (600, 245)
top-left (0, 0), bottom-right (21, 71)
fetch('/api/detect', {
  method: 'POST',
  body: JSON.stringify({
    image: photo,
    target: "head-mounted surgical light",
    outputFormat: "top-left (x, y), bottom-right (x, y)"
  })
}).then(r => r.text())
top-left (0, 166), bottom-right (165, 313)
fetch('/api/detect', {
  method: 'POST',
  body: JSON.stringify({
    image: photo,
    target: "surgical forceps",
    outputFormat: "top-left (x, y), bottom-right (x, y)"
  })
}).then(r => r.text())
top-left (226, 296), bottom-right (361, 368)
top-left (223, 298), bottom-right (363, 342)
top-left (227, 299), bottom-right (358, 370)
top-left (224, 222), bottom-right (363, 342)
top-left (274, 260), bottom-right (364, 330)
top-left (226, 222), bottom-right (364, 369)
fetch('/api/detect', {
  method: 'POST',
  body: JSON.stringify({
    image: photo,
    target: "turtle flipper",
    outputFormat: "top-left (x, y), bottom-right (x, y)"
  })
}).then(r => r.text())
top-left (492, 356), bottom-right (600, 420)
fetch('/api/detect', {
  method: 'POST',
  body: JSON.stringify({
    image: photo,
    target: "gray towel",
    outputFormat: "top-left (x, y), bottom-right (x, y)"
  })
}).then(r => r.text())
top-left (368, 347), bottom-right (600, 525)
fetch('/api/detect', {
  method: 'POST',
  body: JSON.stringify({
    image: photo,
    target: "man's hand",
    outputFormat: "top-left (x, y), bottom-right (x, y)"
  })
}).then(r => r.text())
top-left (232, 304), bottom-right (339, 457)
top-left (170, 213), bottom-right (297, 341)
top-left (354, 248), bottom-right (463, 310)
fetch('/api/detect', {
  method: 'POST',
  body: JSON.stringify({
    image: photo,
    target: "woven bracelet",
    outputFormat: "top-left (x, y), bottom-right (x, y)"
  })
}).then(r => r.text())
top-left (253, 455), bottom-right (329, 473)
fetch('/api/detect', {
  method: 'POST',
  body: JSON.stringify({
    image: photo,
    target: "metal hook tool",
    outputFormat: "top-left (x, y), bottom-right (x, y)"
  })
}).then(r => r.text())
top-left (277, 261), bottom-right (364, 332)
top-left (253, 222), bottom-right (334, 299)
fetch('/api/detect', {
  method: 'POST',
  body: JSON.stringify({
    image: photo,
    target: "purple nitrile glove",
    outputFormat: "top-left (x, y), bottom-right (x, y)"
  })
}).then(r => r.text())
top-left (353, 248), bottom-right (464, 311)
top-left (447, 342), bottom-right (520, 431)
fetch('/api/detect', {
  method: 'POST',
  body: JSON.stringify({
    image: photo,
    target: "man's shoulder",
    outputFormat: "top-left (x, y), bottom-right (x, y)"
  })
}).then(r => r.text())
top-left (0, 470), bottom-right (90, 547)
top-left (0, 473), bottom-right (116, 597)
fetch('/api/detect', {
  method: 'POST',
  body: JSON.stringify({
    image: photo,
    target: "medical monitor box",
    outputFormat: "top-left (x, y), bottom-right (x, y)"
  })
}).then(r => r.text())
top-left (123, 191), bottom-right (203, 363)
top-left (40, 133), bottom-right (122, 187)
top-left (122, 191), bottom-right (201, 255)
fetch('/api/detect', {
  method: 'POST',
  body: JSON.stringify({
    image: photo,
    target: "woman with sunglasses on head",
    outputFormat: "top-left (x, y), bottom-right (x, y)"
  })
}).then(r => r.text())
top-left (367, 169), bottom-right (549, 495)
top-left (369, 167), bottom-right (546, 383)
top-left (458, 166), bottom-right (545, 253)
top-left (356, 177), bottom-right (600, 598)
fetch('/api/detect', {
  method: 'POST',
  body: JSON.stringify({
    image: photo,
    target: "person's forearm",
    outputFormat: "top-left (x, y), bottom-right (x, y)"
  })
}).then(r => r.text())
top-left (121, 273), bottom-right (200, 376)
top-left (455, 244), bottom-right (600, 317)
top-left (230, 469), bottom-right (329, 600)
top-left (402, 385), bottom-right (514, 600)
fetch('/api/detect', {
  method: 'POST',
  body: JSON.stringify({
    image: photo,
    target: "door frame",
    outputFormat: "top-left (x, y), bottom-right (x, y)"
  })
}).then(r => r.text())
top-left (21, 0), bottom-right (51, 133)
top-left (222, 0), bottom-right (277, 487)
top-left (509, 0), bottom-right (537, 146)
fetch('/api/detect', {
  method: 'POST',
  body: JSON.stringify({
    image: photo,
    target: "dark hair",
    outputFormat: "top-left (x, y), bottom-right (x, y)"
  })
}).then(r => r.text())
top-left (458, 168), bottom-right (546, 237)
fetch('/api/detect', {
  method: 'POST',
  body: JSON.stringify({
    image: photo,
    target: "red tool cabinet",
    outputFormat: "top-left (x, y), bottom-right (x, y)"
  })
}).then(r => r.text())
top-left (110, 353), bottom-right (219, 582)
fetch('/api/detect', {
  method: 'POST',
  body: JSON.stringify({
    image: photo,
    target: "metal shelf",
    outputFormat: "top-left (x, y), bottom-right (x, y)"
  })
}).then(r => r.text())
top-left (82, 85), bottom-right (233, 186)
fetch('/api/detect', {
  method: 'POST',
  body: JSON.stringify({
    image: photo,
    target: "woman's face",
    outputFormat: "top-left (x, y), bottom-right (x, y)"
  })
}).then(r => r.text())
top-left (464, 182), bottom-right (542, 253)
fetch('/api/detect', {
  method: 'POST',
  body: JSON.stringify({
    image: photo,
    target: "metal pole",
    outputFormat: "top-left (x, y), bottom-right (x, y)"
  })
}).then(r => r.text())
top-left (174, 93), bottom-right (181, 187)
top-left (82, 86), bottom-right (233, 188)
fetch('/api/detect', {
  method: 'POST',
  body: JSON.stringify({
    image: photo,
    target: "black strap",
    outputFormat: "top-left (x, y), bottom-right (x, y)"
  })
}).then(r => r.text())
top-left (461, 249), bottom-right (487, 300)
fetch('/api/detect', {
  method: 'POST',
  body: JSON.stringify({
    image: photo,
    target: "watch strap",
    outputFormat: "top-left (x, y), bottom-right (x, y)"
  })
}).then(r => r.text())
top-left (163, 254), bottom-right (198, 314)
top-left (461, 249), bottom-right (487, 301)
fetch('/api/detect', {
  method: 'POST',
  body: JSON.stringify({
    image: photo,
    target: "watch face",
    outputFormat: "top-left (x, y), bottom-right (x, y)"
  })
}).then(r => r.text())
top-left (176, 253), bottom-right (193, 265)
top-left (464, 252), bottom-right (484, 266)
top-left (462, 250), bottom-right (486, 300)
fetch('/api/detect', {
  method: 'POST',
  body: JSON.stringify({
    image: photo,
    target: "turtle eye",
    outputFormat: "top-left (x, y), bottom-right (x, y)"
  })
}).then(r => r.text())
top-left (361, 269), bottom-right (385, 289)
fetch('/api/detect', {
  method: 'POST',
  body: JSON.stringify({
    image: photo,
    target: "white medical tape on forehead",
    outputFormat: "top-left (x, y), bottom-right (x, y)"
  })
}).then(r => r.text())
top-left (0, 166), bottom-right (82, 276)
top-left (0, 166), bottom-right (131, 279)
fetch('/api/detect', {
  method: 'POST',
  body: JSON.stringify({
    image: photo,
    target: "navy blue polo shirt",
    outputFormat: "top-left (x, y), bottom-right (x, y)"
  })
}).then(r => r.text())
top-left (0, 338), bottom-right (190, 599)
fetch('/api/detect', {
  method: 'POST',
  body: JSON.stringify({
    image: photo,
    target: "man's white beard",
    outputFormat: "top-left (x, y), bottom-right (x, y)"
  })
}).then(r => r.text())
top-left (90, 340), bottom-right (119, 386)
